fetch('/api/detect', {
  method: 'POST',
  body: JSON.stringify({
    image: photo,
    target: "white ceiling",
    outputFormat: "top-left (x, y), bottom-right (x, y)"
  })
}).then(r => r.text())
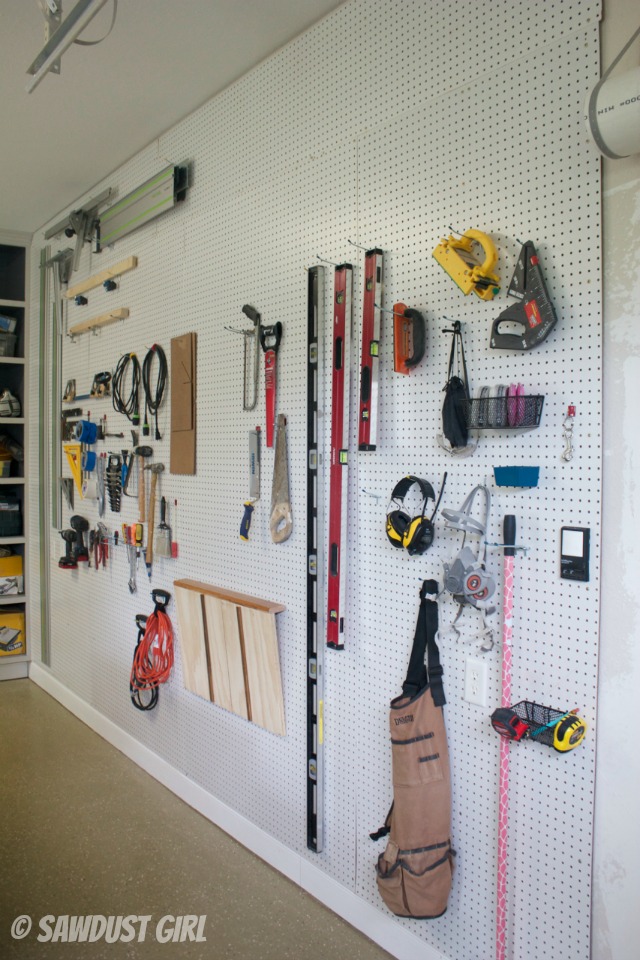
top-left (0, 0), bottom-right (344, 235)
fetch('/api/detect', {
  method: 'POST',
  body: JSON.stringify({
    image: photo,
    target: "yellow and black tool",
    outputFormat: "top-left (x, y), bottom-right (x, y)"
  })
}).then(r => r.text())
top-left (433, 228), bottom-right (500, 300)
top-left (552, 712), bottom-right (587, 753)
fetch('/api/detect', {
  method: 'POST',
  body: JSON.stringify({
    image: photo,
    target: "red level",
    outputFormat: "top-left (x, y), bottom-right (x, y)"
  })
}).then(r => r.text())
top-left (358, 249), bottom-right (383, 450)
top-left (327, 263), bottom-right (353, 650)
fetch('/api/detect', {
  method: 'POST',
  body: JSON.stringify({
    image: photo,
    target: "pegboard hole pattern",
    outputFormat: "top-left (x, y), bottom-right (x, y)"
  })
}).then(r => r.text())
top-left (26, 3), bottom-right (602, 959)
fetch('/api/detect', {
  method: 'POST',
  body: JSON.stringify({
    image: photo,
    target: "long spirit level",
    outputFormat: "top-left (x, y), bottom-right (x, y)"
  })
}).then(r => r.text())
top-left (358, 248), bottom-right (383, 451)
top-left (327, 263), bottom-right (353, 650)
top-left (306, 265), bottom-right (325, 851)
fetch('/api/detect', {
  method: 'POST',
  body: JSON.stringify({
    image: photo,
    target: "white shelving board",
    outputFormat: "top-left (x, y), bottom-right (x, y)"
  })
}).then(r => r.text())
top-left (27, 2), bottom-right (602, 958)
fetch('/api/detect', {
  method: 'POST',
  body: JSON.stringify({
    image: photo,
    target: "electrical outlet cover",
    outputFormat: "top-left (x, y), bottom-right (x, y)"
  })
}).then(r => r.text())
top-left (464, 657), bottom-right (489, 707)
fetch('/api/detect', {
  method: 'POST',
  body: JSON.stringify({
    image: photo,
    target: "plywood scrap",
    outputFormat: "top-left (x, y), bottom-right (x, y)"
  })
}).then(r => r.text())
top-left (174, 579), bottom-right (286, 735)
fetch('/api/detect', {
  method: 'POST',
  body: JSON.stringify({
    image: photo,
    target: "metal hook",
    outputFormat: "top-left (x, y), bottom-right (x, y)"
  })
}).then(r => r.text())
top-left (347, 239), bottom-right (369, 251)
top-left (374, 302), bottom-right (404, 318)
top-left (361, 488), bottom-right (382, 502)
top-left (442, 317), bottom-right (462, 333)
top-left (447, 225), bottom-right (465, 237)
top-left (224, 325), bottom-right (253, 338)
top-left (316, 255), bottom-right (339, 266)
top-left (484, 542), bottom-right (529, 554)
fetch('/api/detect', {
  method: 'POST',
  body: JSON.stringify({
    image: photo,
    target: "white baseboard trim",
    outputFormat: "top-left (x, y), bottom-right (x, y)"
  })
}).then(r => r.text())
top-left (29, 663), bottom-right (445, 960)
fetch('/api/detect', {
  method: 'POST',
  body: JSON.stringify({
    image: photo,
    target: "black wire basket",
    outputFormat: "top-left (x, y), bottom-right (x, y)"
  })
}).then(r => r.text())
top-left (510, 700), bottom-right (570, 748)
top-left (463, 395), bottom-right (544, 429)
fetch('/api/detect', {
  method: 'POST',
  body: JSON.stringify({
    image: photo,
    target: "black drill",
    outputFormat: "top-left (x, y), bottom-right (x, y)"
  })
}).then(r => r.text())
top-left (59, 530), bottom-right (78, 569)
top-left (70, 515), bottom-right (90, 562)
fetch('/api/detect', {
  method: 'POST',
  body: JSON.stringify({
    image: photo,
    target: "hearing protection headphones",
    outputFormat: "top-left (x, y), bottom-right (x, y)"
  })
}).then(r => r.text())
top-left (386, 474), bottom-right (446, 556)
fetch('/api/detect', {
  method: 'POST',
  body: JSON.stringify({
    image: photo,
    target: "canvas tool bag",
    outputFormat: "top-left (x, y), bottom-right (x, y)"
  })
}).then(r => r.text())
top-left (372, 579), bottom-right (454, 918)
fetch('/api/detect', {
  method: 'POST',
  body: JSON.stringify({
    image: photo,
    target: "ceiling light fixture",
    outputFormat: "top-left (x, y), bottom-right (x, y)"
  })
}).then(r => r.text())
top-left (26, 0), bottom-right (110, 94)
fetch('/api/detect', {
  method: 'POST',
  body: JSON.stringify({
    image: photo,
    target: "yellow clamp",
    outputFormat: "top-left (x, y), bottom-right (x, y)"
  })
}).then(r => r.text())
top-left (433, 228), bottom-right (500, 301)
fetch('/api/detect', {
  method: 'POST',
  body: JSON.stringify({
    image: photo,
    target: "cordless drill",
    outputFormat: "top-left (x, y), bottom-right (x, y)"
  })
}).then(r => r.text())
top-left (59, 529), bottom-right (78, 569)
top-left (70, 515), bottom-right (90, 562)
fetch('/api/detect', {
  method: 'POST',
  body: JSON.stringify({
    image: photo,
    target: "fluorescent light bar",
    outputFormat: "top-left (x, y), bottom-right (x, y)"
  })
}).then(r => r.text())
top-left (26, 0), bottom-right (109, 94)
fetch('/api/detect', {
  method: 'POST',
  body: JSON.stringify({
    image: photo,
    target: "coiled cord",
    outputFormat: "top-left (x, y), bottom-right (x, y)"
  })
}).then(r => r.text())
top-left (130, 593), bottom-right (174, 710)
top-left (112, 352), bottom-right (140, 424)
top-left (130, 615), bottom-right (158, 711)
top-left (142, 344), bottom-right (167, 440)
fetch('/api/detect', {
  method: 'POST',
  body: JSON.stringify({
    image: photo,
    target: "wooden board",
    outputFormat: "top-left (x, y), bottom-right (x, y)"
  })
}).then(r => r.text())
top-left (174, 585), bottom-right (212, 701)
top-left (174, 579), bottom-right (285, 615)
top-left (65, 256), bottom-right (138, 299)
top-left (203, 596), bottom-right (248, 719)
top-left (240, 607), bottom-right (286, 736)
top-left (68, 307), bottom-right (129, 337)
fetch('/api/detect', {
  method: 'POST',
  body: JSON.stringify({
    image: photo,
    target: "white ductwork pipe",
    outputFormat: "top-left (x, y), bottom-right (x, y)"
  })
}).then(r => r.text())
top-left (584, 25), bottom-right (640, 159)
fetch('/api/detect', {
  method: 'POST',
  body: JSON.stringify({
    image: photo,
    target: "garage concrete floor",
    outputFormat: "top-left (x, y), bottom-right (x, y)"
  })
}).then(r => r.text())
top-left (0, 680), bottom-right (393, 960)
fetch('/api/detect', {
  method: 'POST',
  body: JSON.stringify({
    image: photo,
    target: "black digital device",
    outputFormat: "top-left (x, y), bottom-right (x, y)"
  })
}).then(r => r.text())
top-left (560, 527), bottom-right (590, 582)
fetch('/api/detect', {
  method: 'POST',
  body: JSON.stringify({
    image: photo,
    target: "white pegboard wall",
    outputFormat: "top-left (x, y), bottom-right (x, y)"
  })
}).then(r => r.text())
top-left (26, 3), bottom-right (602, 959)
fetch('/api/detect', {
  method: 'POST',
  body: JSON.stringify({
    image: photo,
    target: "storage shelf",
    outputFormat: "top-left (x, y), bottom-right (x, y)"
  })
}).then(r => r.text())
top-left (0, 234), bottom-right (28, 672)
top-left (0, 659), bottom-right (29, 680)
top-left (0, 594), bottom-right (26, 606)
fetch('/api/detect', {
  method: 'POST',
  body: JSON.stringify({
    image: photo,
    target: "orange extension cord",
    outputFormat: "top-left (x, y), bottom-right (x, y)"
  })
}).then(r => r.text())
top-left (130, 591), bottom-right (174, 697)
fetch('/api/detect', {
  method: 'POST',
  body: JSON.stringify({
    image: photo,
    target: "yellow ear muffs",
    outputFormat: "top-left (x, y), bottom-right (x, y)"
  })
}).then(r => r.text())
top-left (386, 510), bottom-right (410, 547)
top-left (386, 476), bottom-right (439, 554)
top-left (402, 516), bottom-right (435, 556)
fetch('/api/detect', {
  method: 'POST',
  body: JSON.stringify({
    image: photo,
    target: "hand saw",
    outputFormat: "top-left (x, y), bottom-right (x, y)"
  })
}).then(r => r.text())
top-left (240, 427), bottom-right (261, 541)
top-left (490, 241), bottom-right (557, 350)
top-left (261, 322), bottom-right (283, 447)
top-left (270, 415), bottom-right (292, 543)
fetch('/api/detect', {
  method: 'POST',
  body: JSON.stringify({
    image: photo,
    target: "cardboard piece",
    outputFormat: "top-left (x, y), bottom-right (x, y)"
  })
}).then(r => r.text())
top-left (170, 332), bottom-right (196, 474)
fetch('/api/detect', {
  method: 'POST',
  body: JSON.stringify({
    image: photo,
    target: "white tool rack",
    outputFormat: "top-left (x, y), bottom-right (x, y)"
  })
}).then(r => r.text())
top-left (28, 2), bottom-right (602, 959)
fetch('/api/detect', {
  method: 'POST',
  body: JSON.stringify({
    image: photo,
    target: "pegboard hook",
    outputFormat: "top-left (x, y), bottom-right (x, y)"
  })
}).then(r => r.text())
top-left (374, 302), bottom-right (405, 318)
top-left (315, 254), bottom-right (339, 266)
top-left (348, 239), bottom-right (372, 251)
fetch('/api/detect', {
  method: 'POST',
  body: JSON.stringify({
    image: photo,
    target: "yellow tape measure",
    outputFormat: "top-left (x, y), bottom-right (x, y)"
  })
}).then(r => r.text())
top-left (552, 713), bottom-right (587, 752)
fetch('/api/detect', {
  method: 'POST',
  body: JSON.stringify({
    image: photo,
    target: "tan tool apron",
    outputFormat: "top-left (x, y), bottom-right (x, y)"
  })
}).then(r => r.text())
top-left (375, 580), bottom-right (454, 918)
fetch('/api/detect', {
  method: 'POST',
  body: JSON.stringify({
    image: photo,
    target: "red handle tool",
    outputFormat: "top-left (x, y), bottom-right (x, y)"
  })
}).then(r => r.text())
top-left (260, 323), bottom-right (282, 447)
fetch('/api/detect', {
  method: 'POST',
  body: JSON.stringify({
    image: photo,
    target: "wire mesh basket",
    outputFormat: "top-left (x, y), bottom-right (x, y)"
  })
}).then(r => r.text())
top-left (510, 700), bottom-right (570, 748)
top-left (464, 395), bottom-right (544, 429)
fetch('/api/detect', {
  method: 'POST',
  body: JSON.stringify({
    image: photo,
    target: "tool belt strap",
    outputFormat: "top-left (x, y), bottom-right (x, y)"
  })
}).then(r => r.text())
top-left (401, 579), bottom-right (445, 707)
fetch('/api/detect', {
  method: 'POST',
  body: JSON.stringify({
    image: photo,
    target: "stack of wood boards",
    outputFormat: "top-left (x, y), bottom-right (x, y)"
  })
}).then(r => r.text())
top-left (173, 579), bottom-right (286, 736)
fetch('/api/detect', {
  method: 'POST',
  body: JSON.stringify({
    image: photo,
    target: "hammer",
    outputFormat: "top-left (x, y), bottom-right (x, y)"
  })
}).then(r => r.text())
top-left (135, 446), bottom-right (152, 521)
top-left (144, 463), bottom-right (165, 570)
